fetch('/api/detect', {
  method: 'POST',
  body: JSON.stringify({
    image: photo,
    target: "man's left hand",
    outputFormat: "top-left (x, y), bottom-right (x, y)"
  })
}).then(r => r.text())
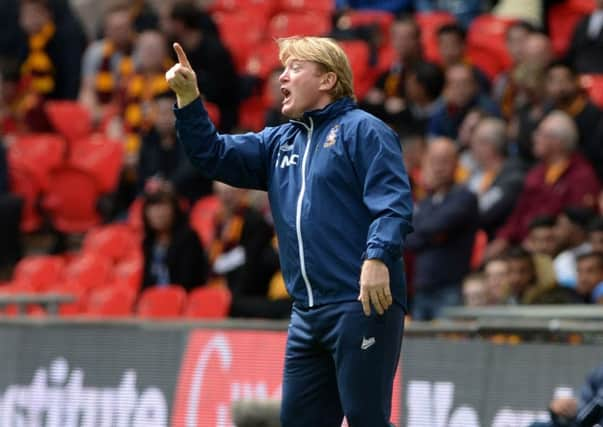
top-left (358, 259), bottom-right (391, 316)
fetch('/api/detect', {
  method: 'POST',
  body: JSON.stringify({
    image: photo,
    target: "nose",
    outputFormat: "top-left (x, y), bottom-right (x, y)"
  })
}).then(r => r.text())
top-left (279, 69), bottom-right (289, 83)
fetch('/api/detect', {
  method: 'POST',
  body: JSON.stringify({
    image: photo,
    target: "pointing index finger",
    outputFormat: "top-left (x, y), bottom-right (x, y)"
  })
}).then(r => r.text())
top-left (173, 42), bottom-right (192, 69)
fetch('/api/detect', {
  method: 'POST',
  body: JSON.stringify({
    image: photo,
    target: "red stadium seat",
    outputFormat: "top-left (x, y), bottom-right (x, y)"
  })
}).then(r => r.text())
top-left (580, 74), bottom-right (603, 109)
top-left (471, 229), bottom-right (488, 270)
top-left (13, 255), bottom-right (65, 291)
top-left (345, 10), bottom-right (395, 46)
top-left (339, 40), bottom-right (372, 99)
top-left (69, 135), bottom-right (124, 193)
top-left (8, 133), bottom-right (66, 191)
top-left (190, 195), bottom-right (222, 248)
top-left (467, 14), bottom-right (516, 80)
top-left (112, 253), bottom-right (144, 292)
top-left (548, 0), bottom-right (595, 56)
top-left (277, 0), bottom-right (334, 15)
top-left (136, 285), bottom-right (187, 319)
top-left (61, 253), bottom-right (113, 293)
top-left (127, 197), bottom-right (144, 231)
top-left (415, 11), bottom-right (456, 63)
top-left (209, 0), bottom-right (276, 17)
top-left (0, 281), bottom-right (45, 316)
top-left (239, 95), bottom-right (269, 132)
top-left (82, 224), bottom-right (140, 263)
top-left (204, 102), bottom-right (221, 129)
top-left (42, 166), bottom-right (102, 233)
top-left (50, 281), bottom-right (87, 316)
top-left (268, 12), bottom-right (331, 39)
top-left (86, 284), bottom-right (136, 317)
top-left (184, 285), bottom-right (232, 319)
top-left (213, 11), bottom-right (267, 72)
top-left (45, 101), bottom-right (92, 142)
top-left (245, 41), bottom-right (281, 79)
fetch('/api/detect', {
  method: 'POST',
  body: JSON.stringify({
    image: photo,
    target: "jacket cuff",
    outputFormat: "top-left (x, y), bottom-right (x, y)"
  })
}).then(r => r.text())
top-left (365, 246), bottom-right (397, 266)
top-left (173, 98), bottom-right (204, 120)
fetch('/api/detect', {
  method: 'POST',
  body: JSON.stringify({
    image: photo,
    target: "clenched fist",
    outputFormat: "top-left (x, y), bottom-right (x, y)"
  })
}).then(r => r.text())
top-left (165, 43), bottom-right (200, 108)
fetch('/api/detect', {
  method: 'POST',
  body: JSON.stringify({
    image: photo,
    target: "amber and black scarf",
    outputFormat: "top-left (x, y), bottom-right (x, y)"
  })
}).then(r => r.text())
top-left (95, 40), bottom-right (134, 104)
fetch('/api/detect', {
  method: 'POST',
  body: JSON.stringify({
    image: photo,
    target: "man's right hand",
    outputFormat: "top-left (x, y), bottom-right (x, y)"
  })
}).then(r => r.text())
top-left (165, 43), bottom-right (200, 108)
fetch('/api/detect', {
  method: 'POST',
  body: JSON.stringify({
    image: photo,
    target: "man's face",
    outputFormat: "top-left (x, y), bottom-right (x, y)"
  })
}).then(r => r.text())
top-left (105, 10), bottom-right (132, 49)
top-left (507, 258), bottom-right (534, 296)
top-left (19, 2), bottom-right (50, 35)
top-left (437, 33), bottom-right (464, 66)
top-left (485, 260), bottom-right (510, 303)
top-left (532, 118), bottom-right (560, 160)
top-left (423, 141), bottom-right (457, 191)
top-left (279, 60), bottom-right (329, 118)
top-left (444, 66), bottom-right (476, 108)
top-left (391, 22), bottom-right (420, 61)
top-left (590, 230), bottom-right (603, 253)
top-left (527, 226), bottom-right (557, 257)
top-left (553, 214), bottom-right (577, 251)
top-left (134, 32), bottom-right (167, 73)
top-left (577, 257), bottom-right (603, 296)
top-left (506, 26), bottom-right (530, 63)
top-left (546, 67), bottom-right (577, 106)
top-left (470, 122), bottom-right (495, 166)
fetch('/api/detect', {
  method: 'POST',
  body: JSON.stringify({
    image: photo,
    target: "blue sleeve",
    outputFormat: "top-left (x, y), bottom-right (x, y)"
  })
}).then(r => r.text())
top-left (352, 118), bottom-right (414, 266)
top-left (174, 98), bottom-right (273, 190)
top-left (577, 366), bottom-right (603, 416)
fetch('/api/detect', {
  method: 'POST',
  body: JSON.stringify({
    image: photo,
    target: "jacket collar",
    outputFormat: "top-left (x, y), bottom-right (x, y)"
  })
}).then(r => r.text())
top-left (291, 97), bottom-right (356, 127)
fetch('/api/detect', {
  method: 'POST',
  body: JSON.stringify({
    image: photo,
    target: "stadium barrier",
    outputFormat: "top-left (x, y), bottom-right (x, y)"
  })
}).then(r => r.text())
top-left (0, 315), bottom-right (603, 427)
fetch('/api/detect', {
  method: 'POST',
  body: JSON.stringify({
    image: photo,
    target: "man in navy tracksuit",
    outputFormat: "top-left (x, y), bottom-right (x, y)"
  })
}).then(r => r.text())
top-left (166, 36), bottom-right (413, 426)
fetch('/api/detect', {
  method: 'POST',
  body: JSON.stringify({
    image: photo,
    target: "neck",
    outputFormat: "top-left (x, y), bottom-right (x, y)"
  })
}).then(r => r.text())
top-left (156, 231), bottom-right (171, 245)
top-left (544, 151), bottom-right (570, 165)
top-left (483, 156), bottom-right (504, 172)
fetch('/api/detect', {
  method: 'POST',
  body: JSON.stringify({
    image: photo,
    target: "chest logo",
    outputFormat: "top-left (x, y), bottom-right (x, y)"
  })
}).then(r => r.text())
top-left (324, 124), bottom-right (339, 148)
top-left (280, 154), bottom-right (299, 169)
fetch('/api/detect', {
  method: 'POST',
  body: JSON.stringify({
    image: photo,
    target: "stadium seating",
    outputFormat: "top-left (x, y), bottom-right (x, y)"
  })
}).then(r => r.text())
top-left (415, 11), bottom-right (456, 63)
top-left (339, 40), bottom-right (372, 99)
top-left (112, 256), bottom-right (144, 292)
top-left (82, 224), bottom-right (140, 263)
top-left (268, 12), bottom-right (331, 39)
top-left (86, 285), bottom-right (137, 317)
top-left (467, 14), bottom-right (516, 80)
top-left (548, 0), bottom-right (595, 56)
top-left (346, 9), bottom-right (395, 46)
top-left (136, 285), bottom-right (187, 319)
top-left (61, 252), bottom-right (113, 293)
top-left (45, 101), bottom-right (92, 143)
top-left (12, 255), bottom-right (65, 291)
top-left (42, 166), bottom-right (102, 233)
top-left (209, 0), bottom-right (276, 18)
top-left (185, 285), bottom-right (232, 319)
top-left (190, 195), bottom-right (222, 248)
top-left (277, 0), bottom-right (334, 15)
top-left (69, 135), bottom-right (124, 193)
top-left (8, 161), bottom-right (43, 232)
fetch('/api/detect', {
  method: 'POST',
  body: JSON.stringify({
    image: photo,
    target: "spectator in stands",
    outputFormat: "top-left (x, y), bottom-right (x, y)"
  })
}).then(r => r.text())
top-left (407, 138), bottom-right (478, 320)
top-left (138, 93), bottom-right (212, 202)
top-left (529, 362), bottom-right (603, 427)
top-left (467, 117), bottom-right (525, 239)
top-left (122, 30), bottom-right (173, 155)
top-left (504, 33), bottom-right (554, 151)
top-left (493, 20), bottom-right (536, 119)
top-left (428, 63), bottom-right (499, 139)
top-left (576, 251), bottom-right (603, 304)
top-left (79, 4), bottom-right (136, 124)
top-left (141, 185), bottom-right (209, 292)
top-left (413, 0), bottom-right (483, 29)
top-left (589, 217), bottom-right (603, 253)
top-left (456, 108), bottom-right (487, 178)
top-left (462, 273), bottom-right (488, 307)
top-left (484, 257), bottom-right (512, 304)
top-left (15, 0), bottom-right (87, 131)
top-left (566, 0), bottom-right (603, 74)
top-left (163, 1), bottom-right (239, 132)
top-left (399, 61), bottom-right (445, 134)
top-left (360, 15), bottom-right (422, 125)
top-left (553, 207), bottom-right (596, 288)
top-left (435, 23), bottom-right (490, 91)
top-left (505, 246), bottom-right (554, 304)
top-left (544, 61), bottom-right (603, 180)
top-left (524, 215), bottom-right (557, 258)
top-left (486, 111), bottom-right (601, 259)
top-left (210, 182), bottom-right (287, 318)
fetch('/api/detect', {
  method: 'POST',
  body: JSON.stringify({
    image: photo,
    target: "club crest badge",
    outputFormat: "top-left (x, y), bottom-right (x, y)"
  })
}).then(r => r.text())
top-left (324, 124), bottom-right (339, 148)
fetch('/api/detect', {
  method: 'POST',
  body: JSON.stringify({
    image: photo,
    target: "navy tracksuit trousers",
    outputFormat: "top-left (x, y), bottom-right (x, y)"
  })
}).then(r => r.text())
top-left (280, 300), bottom-right (404, 427)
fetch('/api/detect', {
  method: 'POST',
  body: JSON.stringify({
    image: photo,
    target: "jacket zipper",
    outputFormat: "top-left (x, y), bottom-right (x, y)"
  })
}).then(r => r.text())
top-left (292, 117), bottom-right (315, 307)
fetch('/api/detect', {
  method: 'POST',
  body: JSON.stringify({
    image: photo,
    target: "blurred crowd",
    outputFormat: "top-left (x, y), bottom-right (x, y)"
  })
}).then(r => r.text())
top-left (0, 0), bottom-right (602, 320)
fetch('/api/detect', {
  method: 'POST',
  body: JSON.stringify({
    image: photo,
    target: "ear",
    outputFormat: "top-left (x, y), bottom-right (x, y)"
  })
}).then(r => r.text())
top-left (319, 71), bottom-right (337, 92)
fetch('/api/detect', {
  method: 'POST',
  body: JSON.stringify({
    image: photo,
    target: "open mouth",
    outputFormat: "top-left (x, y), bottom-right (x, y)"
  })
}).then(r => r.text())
top-left (281, 87), bottom-right (291, 104)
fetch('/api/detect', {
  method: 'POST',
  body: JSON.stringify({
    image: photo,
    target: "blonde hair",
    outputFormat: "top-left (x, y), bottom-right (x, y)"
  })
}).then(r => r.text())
top-left (277, 36), bottom-right (356, 101)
